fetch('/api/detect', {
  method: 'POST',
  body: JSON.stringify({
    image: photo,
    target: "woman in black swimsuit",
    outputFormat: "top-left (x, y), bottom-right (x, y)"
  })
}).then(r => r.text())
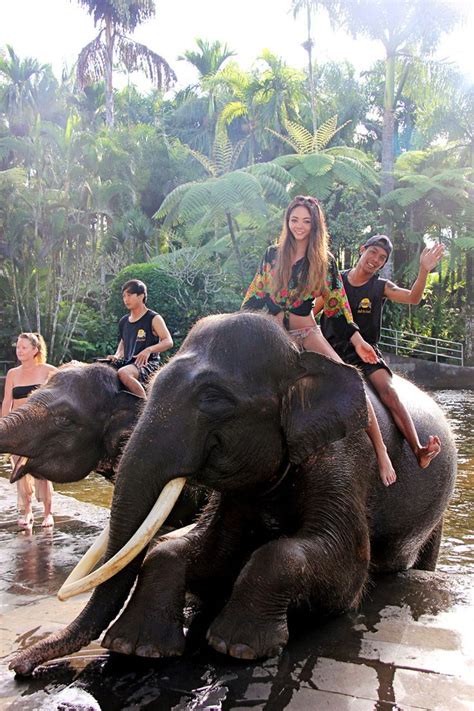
top-left (1, 333), bottom-right (57, 527)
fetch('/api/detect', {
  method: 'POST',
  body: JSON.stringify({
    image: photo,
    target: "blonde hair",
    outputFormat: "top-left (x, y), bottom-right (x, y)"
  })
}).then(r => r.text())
top-left (273, 195), bottom-right (329, 297)
top-left (18, 332), bottom-right (47, 364)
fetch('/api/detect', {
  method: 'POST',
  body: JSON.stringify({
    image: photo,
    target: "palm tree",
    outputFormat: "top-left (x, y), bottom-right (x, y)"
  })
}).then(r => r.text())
top-left (154, 128), bottom-right (290, 289)
top-left (269, 115), bottom-right (379, 198)
top-left (0, 45), bottom-right (47, 136)
top-left (216, 53), bottom-right (305, 164)
top-left (306, 1), bottom-right (462, 195)
top-left (178, 39), bottom-right (236, 78)
top-left (291, 0), bottom-right (318, 133)
top-left (75, 0), bottom-right (176, 127)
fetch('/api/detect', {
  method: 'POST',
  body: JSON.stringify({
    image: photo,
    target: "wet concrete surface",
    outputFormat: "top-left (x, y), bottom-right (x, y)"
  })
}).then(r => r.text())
top-left (0, 478), bottom-right (473, 710)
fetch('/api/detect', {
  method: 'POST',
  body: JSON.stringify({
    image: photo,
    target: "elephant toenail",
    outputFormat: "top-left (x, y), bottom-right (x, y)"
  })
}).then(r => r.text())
top-left (208, 636), bottom-right (227, 655)
top-left (136, 645), bottom-right (161, 658)
top-left (104, 637), bottom-right (133, 655)
top-left (268, 645), bottom-right (283, 658)
top-left (230, 644), bottom-right (257, 660)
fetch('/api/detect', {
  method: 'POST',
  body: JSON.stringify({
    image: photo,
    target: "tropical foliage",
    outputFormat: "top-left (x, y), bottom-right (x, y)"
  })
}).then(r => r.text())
top-left (0, 0), bottom-right (473, 364)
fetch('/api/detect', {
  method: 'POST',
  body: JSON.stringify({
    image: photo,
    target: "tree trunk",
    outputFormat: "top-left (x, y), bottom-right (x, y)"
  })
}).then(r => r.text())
top-left (381, 53), bottom-right (395, 197)
top-left (305, 3), bottom-right (317, 135)
top-left (380, 52), bottom-right (396, 280)
top-left (226, 211), bottom-right (246, 291)
top-left (104, 18), bottom-right (115, 128)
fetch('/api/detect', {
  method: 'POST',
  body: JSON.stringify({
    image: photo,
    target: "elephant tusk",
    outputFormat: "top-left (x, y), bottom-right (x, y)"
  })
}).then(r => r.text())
top-left (59, 525), bottom-right (110, 589)
top-left (10, 456), bottom-right (29, 483)
top-left (57, 477), bottom-right (187, 601)
top-left (58, 521), bottom-right (197, 596)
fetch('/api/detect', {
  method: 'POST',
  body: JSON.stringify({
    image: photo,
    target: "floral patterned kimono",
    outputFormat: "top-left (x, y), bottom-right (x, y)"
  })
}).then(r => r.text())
top-left (241, 245), bottom-right (358, 341)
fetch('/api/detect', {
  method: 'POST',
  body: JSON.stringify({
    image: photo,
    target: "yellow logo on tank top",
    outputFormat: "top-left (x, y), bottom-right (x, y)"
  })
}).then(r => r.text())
top-left (136, 328), bottom-right (146, 341)
top-left (357, 298), bottom-right (372, 314)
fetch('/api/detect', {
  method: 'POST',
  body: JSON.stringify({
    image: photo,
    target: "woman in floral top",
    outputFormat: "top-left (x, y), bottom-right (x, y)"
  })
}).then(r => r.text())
top-left (242, 195), bottom-right (396, 486)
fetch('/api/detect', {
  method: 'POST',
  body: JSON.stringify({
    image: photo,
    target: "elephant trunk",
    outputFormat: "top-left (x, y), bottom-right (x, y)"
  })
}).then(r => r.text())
top-left (0, 408), bottom-right (37, 456)
top-left (10, 430), bottom-right (186, 676)
top-left (10, 554), bottom-right (146, 676)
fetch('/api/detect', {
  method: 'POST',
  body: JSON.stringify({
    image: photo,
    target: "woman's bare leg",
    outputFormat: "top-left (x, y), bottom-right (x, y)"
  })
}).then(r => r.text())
top-left (16, 466), bottom-right (34, 526)
top-left (36, 479), bottom-right (54, 527)
top-left (301, 329), bottom-right (396, 486)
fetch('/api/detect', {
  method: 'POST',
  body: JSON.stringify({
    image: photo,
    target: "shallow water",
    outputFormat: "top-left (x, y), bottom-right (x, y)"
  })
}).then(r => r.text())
top-left (430, 389), bottom-right (474, 574)
top-left (1, 389), bottom-right (473, 573)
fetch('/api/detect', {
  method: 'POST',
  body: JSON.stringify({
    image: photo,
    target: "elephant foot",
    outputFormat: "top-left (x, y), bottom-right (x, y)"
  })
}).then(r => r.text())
top-left (103, 615), bottom-right (186, 658)
top-left (206, 610), bottom-right (289, 660)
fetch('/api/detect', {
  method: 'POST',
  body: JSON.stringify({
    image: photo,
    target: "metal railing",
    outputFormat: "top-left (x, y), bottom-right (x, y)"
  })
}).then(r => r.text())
top-left (379, 328), bottom-right (464, 366)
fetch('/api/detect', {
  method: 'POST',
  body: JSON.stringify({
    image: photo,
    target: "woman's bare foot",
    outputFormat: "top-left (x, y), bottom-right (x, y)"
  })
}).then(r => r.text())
top-left (378, 451), bottom-right (397, 487)
top-left (417, 435), bottom-right (441, 469)
top-left (42, 513), bottom-right (54, 528)
top-left (18, 512), bottom-right (34, 527)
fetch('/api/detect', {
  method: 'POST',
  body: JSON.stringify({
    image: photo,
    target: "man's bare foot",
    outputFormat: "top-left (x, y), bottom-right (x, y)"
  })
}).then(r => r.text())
top-left (42, 514), bottom-right (54, 528)
top-left (417, 435), bottom-right (441, 469)
top-left (378, 453), bottom-right (397, 487)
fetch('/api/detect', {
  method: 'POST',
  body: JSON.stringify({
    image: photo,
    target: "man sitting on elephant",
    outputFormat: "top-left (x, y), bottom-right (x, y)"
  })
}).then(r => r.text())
top-left (106, 279), bottom-right (173, 398)
top-left (317, 235), bottom-right (443, 469)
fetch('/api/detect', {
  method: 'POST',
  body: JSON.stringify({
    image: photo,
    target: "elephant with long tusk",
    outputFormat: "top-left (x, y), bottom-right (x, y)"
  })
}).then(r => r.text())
top-left (10, 312), bottom-right (456, 675)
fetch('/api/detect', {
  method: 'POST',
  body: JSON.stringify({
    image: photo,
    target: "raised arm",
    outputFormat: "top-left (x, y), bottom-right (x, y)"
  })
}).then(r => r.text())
top-left (384, 243), bottom-right (444, 304)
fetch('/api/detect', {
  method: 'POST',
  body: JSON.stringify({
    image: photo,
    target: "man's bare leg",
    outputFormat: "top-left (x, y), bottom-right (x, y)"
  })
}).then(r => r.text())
top-left (301, 329), bottom-right (397, 486)
top-left (117, 364), bottom-right (146, 398)
top-left (368, 369), bottom-right (441, 468)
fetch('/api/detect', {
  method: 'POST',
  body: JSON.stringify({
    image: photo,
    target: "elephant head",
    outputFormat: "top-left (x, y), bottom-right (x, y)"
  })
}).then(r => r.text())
top-left (0, 363), bottom-right (143, 484)
top-left (11, 312), bottom-right (368, 675)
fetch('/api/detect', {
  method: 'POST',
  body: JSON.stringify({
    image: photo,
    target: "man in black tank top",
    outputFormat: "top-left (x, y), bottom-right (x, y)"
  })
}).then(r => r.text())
top-left (320, 234), bottom-right (445, 470)
top-left (106, 279), bottom-right (173, 398)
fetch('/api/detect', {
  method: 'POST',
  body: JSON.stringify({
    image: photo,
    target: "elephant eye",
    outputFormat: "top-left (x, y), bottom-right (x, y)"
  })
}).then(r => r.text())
top-left (53, 414), bottom-right (75, 430)
top-left (197, 387), bottom-right (236, 418)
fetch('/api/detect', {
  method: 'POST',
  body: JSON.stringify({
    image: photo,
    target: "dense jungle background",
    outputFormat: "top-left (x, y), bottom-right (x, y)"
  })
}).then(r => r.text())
top-left (1, 0), bottom-right (473, 365)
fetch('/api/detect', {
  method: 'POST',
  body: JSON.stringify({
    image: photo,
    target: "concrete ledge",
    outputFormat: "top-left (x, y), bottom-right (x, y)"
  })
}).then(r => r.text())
top-left (383, 353), bottom-right (474, 389)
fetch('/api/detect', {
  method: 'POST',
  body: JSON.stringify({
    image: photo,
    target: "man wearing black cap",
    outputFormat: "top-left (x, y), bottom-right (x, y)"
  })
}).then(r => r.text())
top-left (319, 236), bottom-right (444, 470)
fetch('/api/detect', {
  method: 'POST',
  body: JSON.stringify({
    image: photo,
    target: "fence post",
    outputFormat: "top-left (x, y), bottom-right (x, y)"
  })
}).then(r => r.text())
top-left (435, 339), bottom-right (438, 363)
top-left (395, 330), bottom-right (398, 355)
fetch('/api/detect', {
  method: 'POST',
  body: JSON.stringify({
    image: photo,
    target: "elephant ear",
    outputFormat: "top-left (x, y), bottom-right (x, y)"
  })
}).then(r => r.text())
top-left (281, 351), bottom-right (368, 464)
top-left (103, 391), bottom-right (143, 458)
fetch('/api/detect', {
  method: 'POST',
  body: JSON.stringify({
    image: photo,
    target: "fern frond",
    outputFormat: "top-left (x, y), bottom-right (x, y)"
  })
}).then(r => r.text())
top-left (284, 120), bottom-right (314, 153)
top-left (314, 115), bottom-right (351, 150)
top-left (154, 182), bottom-right (196, 220)
top-left (265, 127), bottom-right (300, 153)
top-left (186, 146), bottom-right (218, 177)
top-left (212, 132), bottom-right (233, 175)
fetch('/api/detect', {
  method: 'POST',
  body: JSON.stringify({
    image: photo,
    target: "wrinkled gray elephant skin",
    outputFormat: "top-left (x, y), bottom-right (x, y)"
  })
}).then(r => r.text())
top-left (10, 312), bottom-right (456, 675)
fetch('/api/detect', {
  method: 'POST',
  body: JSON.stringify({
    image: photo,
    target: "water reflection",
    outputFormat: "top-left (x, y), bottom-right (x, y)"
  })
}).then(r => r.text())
top-left (430, 390), bottom-right (474, 574)
top-left (0, 389), bottom-right (473, 573)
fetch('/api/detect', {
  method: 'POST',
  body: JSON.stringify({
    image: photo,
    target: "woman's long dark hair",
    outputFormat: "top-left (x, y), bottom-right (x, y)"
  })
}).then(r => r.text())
top-left (273, 195), bottom-right (329, 296)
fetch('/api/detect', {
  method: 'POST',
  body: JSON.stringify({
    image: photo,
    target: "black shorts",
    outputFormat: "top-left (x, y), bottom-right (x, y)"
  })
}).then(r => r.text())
top-left (343, 345), bottom-right (392, 379)
top-left (112, 357), bottom-right (161, 384)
